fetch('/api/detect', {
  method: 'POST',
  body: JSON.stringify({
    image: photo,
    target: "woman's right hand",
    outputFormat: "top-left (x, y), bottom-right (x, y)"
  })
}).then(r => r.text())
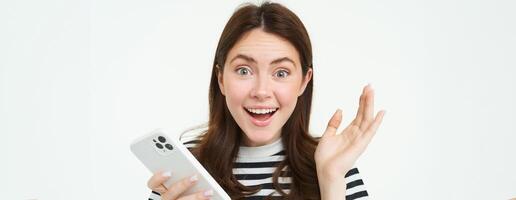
top-left (147, 171), bottom-right (214, 200)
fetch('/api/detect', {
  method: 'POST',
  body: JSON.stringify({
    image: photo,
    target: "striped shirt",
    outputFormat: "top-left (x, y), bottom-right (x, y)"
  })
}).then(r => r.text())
top-left (149, 130), bottom-right (369, 200)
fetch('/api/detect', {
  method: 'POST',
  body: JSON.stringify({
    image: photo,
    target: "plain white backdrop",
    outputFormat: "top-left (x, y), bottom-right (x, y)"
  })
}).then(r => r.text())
top-left (1, 0), bottom-right (515, 199)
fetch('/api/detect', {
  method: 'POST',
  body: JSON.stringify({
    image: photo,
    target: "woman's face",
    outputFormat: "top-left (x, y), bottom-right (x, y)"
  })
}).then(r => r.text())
top-left (218, 28), bottom-right (312, 147)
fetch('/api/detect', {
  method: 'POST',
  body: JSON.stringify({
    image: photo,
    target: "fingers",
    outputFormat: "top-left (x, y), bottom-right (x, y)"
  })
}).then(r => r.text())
top-left (351, 84), bottom-right (375, 132)
top-left (352, 86), bottom-right (367, 126)
top-left (148, 171), bottom-right (172, 194)
top-left (324, 109), bottom-right (342, 137)
top-left (161, 174), bottom-right (199, 200)
top-left (362, 85), bottom-right (375, 127)
top-left (177, 190), bottom-right (214, 200)
top-left (345, 124), bottom-right (361, 139)
top-left (362, 110), bottom-right (386, 143)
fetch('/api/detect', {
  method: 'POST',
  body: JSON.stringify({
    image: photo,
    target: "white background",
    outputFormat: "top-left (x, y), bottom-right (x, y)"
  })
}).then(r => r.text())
top-left (1, 0), bottom-right (515, 199)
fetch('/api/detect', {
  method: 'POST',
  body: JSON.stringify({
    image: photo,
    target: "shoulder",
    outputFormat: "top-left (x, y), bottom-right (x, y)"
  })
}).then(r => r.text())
top-left (178, 123), bottom-right (207, 149)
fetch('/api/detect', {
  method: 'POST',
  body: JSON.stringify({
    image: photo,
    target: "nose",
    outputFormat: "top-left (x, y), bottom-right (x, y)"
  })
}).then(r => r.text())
top-left (250, 74), bottom-right (272, 101)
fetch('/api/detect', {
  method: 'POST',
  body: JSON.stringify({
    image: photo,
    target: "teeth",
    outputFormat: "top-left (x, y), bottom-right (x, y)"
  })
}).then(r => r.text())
top-left (246, 108), bottom-right (277, 114)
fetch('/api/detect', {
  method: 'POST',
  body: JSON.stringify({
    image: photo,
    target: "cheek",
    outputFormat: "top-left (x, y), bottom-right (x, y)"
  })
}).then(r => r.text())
top-left (275, 83), bottom-right (300, 107)
top-left (224, 80), bottom-right (250, 107)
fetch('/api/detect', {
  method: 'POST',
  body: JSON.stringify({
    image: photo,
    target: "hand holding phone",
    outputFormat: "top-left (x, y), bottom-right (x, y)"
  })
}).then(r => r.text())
top-left (130, 129), bottom-right (231, 200)
top-left (147, 171), bottom-right (213, 199)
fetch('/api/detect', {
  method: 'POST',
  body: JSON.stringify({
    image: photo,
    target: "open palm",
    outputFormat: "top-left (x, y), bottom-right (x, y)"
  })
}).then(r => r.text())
top-left (315, 84), bottom-right (386, 179)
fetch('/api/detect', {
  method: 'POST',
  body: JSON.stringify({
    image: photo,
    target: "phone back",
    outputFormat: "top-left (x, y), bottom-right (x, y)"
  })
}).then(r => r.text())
top-left (130, 129), bottom-right (231, 200)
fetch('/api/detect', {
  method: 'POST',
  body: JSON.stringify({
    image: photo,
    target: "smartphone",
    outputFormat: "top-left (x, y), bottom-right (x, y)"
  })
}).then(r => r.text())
top-left (130, 128), bottom-right (231, 200)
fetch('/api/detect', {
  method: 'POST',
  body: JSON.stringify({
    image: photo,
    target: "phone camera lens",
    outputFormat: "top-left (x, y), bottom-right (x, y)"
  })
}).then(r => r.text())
top-left (165, 144), bottom-right (173, 150)
top-left (158, 136), bottom-right (166, 143)
top-left (155, 143), bottom-right (164, 149)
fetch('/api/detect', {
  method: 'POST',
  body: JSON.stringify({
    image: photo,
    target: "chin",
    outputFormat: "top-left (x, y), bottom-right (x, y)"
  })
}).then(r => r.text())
top-left (243, 129), bottom-right (279, 146)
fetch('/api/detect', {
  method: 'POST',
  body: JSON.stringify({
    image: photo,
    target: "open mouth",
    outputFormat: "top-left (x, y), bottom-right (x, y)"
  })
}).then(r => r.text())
top-left (244, 107), bottom-right (278, 122)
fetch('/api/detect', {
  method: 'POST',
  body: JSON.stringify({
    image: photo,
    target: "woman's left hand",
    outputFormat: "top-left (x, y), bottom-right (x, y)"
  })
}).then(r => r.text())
top-left (315, 84), bottom-right (386, 181)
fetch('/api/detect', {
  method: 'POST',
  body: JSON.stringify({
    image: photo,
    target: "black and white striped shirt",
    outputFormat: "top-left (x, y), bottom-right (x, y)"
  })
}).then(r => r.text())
top-left (149, 131), bottom-right (369, 200)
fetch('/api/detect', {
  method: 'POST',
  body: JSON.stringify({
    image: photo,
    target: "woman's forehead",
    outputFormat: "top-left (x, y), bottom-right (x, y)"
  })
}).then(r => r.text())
top-left (227, 29), bottom-right (300, 65)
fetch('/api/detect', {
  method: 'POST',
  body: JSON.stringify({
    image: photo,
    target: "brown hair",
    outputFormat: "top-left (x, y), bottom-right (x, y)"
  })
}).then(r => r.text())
top-left (191, 2), bottom-right (320, 199)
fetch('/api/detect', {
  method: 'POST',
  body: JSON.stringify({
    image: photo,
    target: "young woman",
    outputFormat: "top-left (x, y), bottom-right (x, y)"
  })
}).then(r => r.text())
top-left (146, 2), bottom-right (385, 200)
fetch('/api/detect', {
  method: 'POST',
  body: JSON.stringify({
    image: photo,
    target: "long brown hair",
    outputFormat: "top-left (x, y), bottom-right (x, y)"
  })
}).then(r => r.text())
top-left (191, 2), bottom-right (320, 199)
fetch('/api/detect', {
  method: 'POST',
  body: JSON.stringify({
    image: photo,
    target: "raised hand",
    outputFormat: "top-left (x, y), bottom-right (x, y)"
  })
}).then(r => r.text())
top-left (315, 84), bottom-right (386, 181)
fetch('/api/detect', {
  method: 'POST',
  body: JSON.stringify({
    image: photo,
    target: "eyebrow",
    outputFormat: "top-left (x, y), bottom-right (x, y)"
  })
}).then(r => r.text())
top-left (229, 54), bottom-right (296, 67)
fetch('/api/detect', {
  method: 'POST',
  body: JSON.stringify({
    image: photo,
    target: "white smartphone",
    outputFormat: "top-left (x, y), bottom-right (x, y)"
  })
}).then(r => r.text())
top-left (130, 128), bottom-right (231, 200)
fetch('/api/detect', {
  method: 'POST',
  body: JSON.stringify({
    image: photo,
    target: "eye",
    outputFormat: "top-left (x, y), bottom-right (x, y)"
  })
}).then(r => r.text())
top-left (274, 69), bottom-right (289, 78)
top-left (236, 67), bottom-right (251, 76)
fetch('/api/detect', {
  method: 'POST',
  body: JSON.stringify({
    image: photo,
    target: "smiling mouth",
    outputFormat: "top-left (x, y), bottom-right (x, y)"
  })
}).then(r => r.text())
top-left (244, 107), bottom-right (278, 121)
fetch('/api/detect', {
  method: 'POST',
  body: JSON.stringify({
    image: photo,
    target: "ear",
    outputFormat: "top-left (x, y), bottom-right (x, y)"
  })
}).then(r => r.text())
top-left (298, 67), bottom-right (313, 96)
top-left (216, 65), bottom-right (225, 96)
